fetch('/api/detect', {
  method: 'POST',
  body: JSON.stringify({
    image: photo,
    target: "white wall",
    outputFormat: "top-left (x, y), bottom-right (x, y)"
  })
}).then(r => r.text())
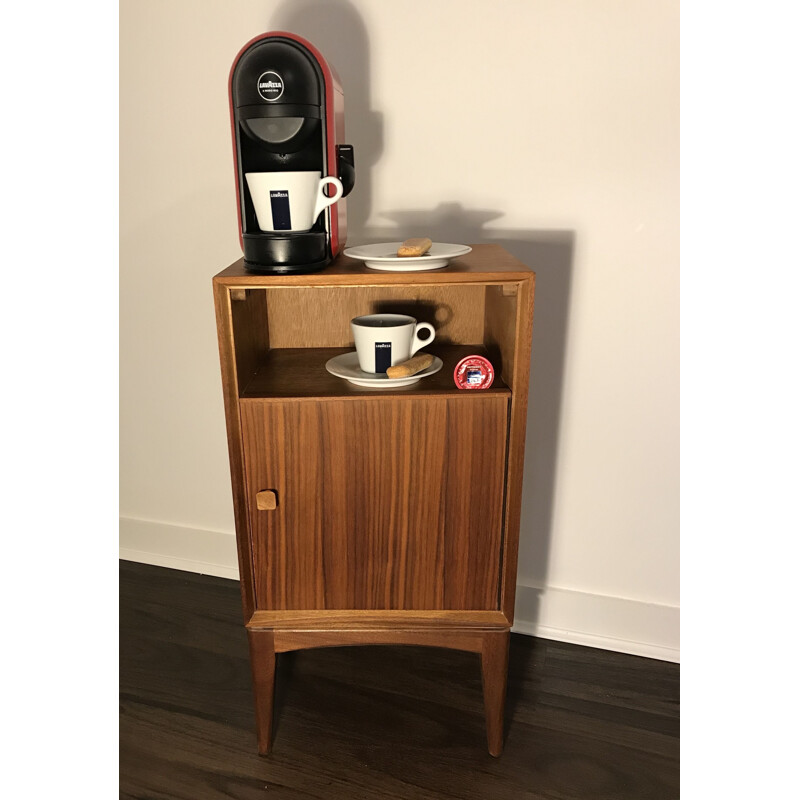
top-left (120, 0), bottom-right (679, 661)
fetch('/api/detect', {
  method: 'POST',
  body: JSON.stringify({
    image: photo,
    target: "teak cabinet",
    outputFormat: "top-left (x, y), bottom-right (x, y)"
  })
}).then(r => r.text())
top-left (213, 244), bottom-right (535, 756)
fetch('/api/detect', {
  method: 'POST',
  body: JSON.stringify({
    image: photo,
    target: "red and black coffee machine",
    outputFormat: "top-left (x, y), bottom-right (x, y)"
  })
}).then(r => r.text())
top-left (228, 32), bottom-right (355, 273)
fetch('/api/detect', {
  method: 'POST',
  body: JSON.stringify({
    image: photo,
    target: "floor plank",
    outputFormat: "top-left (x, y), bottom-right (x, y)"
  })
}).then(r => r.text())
top-left (120, 561), bottom-right (679, 799)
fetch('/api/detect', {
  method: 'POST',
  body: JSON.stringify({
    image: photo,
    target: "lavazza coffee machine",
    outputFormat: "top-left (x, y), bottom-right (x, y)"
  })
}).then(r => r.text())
top-left (228, 32), bottom-right (355, 273)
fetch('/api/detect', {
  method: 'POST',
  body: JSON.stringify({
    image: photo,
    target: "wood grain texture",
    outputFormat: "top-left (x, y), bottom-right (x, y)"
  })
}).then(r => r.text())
top-left (255, 490), bottom-right (277, 510)
top-left (247, 609), bottom-right (509, 630)
top-left (484, 283), bottom-right (519, 388)
top-left (213, 243), bottom-right (534, 287)
top-left (213, 245), bottom-right (536, 761)
top-left (230, 288), bottom-right (269, 396)
top-left (443, 397), bottom-right (510, 610)
top-left (120, 562), bottom-right (681, 800)
top-left (265, 284), bottom-right (485, 348)
top-left (212, 281), bottom-right (257, 621)
top-left (240, 396), bottom-right (509, 611)
top-left (247, 628), bottom-right (276, 755)
top-left (499, 275), bottom-right (536, 623)
top-left (272, 628), bottom-right (489, 654)
top-left (481, 630), bottom-right (510, 757)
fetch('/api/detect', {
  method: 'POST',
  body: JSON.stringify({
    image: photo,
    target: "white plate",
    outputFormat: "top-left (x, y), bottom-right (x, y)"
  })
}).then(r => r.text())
top-left (343, 242), bottom-right (472, 271)
top-left (325, 351), bottom-right (443, 388)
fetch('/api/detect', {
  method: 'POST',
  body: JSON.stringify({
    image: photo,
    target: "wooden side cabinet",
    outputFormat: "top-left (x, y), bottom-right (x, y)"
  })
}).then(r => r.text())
top-left (213, 244), bottom-right (535, 756)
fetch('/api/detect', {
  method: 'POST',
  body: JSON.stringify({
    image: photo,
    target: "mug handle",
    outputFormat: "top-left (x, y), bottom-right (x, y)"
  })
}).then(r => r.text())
top-left (313, 176), bottom-right (344, 220)
top-left (410, 322), bottom-right (435, 356)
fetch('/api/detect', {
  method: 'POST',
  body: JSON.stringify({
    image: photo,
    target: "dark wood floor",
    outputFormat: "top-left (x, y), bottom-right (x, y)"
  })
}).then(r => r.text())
top-left (120, 561), bottom-right (679, 799)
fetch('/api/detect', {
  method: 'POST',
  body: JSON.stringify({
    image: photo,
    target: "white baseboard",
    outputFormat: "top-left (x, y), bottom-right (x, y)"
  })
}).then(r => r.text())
top-left (120, 516), bottom-right (240, 580)
top-left (511, 584), bottom-right (679, 663)
top-left (120, 516), bottom-right (679, 662)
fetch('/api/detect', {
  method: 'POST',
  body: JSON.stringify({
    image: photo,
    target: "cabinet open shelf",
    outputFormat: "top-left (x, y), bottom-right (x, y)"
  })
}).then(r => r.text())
top-left (223, 246), bottom-right (530, 402)
top-left (239, 344), bottom-right (510, 399)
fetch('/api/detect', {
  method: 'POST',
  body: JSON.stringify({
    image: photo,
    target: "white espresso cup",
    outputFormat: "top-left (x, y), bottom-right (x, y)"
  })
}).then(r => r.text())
top-left (351, 314), bottom-right (435, 374)
top-left (245, 171), bottom-right (343, 232)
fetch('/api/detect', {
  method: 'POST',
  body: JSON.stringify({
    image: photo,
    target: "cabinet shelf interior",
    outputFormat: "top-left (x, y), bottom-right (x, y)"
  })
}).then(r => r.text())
top-left (230, 284), bottom-right (520, 399)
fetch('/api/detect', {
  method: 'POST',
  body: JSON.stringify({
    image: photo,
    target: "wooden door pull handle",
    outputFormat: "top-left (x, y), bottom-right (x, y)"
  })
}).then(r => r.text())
top-left (256, 490), bottom-right (277, 510)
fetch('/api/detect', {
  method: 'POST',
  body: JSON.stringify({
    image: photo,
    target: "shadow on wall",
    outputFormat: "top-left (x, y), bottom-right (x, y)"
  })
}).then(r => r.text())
top-left (270, 0), bottom-right (382, 237)
top-left (269, 0), bottom-right (574, 628)
top-left (364, 214), bottom-right (575, 630)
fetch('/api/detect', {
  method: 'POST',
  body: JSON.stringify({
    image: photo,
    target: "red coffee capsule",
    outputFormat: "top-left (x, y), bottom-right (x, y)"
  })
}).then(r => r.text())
top-left (453, 355), bottom-right (494, 389)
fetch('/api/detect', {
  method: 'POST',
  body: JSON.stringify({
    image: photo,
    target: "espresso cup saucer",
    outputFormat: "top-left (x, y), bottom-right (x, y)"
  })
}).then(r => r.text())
top-left (325, 351), bottom-right (443, 388)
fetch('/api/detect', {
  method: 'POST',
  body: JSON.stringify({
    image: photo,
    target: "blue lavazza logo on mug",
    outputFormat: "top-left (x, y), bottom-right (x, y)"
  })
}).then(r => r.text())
top-left (257, 71), bottom-right (284, 101)
top-left (374, 342), bottom-right (392, 374)
top-left (269, 189), bottom-right (291, 230)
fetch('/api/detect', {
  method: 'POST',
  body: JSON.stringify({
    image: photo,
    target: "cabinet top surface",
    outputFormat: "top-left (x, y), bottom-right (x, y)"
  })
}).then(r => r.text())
top-left (213, 244), bottom-right (535, 286)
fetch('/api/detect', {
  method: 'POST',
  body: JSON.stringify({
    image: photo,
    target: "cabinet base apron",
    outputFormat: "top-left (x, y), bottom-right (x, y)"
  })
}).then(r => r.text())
top-left (246, 612), bottom-right (511, 757)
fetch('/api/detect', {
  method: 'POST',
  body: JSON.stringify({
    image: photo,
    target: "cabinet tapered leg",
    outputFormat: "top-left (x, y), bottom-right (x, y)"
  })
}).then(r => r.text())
top-left (247, 629), bottom-right (276, 755)
top-left (481, 629), bottom-right (510, 757)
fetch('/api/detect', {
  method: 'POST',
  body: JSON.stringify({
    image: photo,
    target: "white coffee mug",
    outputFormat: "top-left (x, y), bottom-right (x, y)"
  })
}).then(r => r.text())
top-left (351, 314), bottom-right (435, 374)
top-left (245, 171), bottom-right (343, 232)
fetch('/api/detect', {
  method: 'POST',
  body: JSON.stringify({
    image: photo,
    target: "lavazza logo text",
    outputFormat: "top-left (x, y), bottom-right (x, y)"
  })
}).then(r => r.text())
top-left (257, 71), bottom-right (284, 101)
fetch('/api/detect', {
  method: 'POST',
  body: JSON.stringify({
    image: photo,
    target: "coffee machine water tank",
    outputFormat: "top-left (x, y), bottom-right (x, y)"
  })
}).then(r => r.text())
top-left (229, 32), bottom-right (355, 273)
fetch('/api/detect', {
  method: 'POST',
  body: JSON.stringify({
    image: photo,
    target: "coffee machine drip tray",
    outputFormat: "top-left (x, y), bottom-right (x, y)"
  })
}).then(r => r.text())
top-left (242, 230), bottom-right (328, 274)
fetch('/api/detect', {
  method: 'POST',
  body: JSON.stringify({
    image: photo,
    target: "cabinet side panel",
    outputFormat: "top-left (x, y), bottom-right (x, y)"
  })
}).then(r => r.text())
top-left (443, 396), bottom-right (509, 609)
top-left (499, 276), bottom-right (536, 622)
top-left (484, 285), bottom-right (518, 388)
top-left (231, 289), bottom-right (269, 394)
top-left (213, 282), bottom-right (257, 620)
